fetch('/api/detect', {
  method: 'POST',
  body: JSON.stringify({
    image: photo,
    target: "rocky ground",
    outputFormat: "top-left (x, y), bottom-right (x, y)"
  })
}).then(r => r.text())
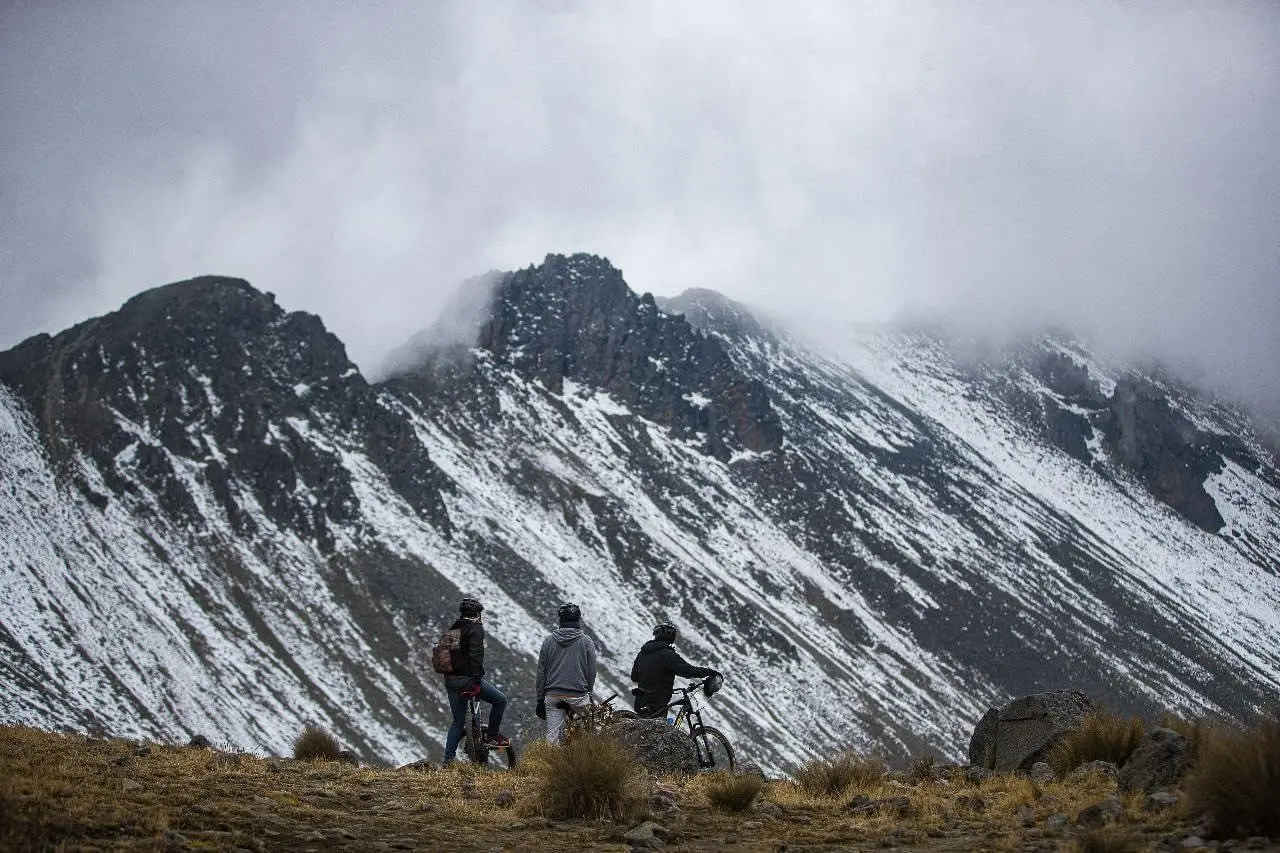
top-left (3, 725), bottom-right (1276, 853)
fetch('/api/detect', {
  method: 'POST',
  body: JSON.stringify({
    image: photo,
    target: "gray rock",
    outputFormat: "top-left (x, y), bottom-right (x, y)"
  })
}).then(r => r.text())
top-left (1182, 837), bottom-right (1208, 850)
top-left (162, 829), bottom-right (190, 849)
top-left (121, 778), bottom-right (142, 793)
top-left (187, 734), bottom-right (213, 749)
top-left (1145, 791), bottom-right (1178, 811)
top-left (1076, 796), bottom-right (1125, 828)
top-left (849, 796), bottom-right (913, 817)
top-left (1029, 762), bottom-right (1056, 785)
top-left (389, 839), bottom-right (417, 850)
top-left (397, 759), bottom-right (439, 772)
top-left (964, 765), bottom-right (993, 784)
top-left (967, 690), bottom-right (1095, 771)
top-left (1119, 728), bottom-right (1193, 795)
top-left (735, 760), bottom-right (766, 779)
top-left (1067, 760), bottom-right (1119, 782)
top-left (1016, 803), bottom-right (1036, 827)
top-left (649, 784), bottom-right (679, 813)
top-left (623, 821), bottom-right (670, 849)
top-left (755, 800), bottom-right (783, 819)
top-left (605, 718), bottom-right (698, 776)
top-left (1044, 813), bottom-right (1069, 832)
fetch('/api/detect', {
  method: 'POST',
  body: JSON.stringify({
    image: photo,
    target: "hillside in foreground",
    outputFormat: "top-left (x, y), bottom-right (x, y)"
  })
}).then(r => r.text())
top-left (3, 714), bottom-right (1278, 853)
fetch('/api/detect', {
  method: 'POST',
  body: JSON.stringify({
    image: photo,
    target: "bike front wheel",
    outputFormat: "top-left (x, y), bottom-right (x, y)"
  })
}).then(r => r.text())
top-left (689, 725), bottom-right (735, 772)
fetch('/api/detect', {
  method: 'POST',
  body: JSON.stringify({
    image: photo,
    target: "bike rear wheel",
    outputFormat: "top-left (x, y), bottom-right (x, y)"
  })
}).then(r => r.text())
top-left (689, 725), bottom-right (735, 772)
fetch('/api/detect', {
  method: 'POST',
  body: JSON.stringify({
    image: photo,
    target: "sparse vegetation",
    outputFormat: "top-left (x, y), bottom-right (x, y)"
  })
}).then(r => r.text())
top-left (1076, 826), bottom-right (1144, 853)
top-left (1048, 710), bottom-right (1146, 775)
top-left (291, 725), bottom-right (343, 761)
top-left (703, 771), bottom-right (765, 812)
top-left (794, 750), bottom-right (886, 797)
top-left (1184, 716), bottom-right (1280, 838)
top-left (905, 752), bottom-right (937, 784)
top-left (533, 730), bottom-right (639, 821)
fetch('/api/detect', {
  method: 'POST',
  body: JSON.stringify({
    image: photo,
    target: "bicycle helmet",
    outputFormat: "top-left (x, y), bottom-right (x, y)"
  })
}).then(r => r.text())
top-left (459, 597), bottom-right (484, 617)
top-left (557, 602), bottom-right (581, 624)
top-left (703, 672), bottom-right (724, 696)
top-left (653, 621), bottom-right (678, 643)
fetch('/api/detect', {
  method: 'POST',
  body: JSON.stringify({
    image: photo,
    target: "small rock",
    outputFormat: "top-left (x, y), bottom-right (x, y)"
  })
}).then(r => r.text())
top-left (1044, 813), bottom-right (1069, 833)
top-left (1016, 803), bottom-right (1036, 827)
top-left (389, 839), bottom-right (418, 850)
top-left (1145, 791), bottom-right (1178, 811)
top-left (649, 784), bottom-right (679, 813)
top-left (121, 779), bottom-right (142, 793)
top-left (494, 790), bottom-right (516, 807)
top-left (187, 734), bottom-right (212, 749)
top-left (162, 829), bottom-right (189, 849)
top-left (1029, 762), bottom-right (1055, 785)
top-left (1068, 760), bottom-right (1119, 782)
top-left (337, 749), bottom-right (360, 766)
top-left (847, 794), bottom-right (873, 810)
top-left (850, 796), bottom-right (913, 818)
top-left (739, 821), bottom-right (763, 831)
top-left (398, 759), bottom-right (439, 772)
top-left (735, 760), bottom-right (766, 778)
top-left (755, 801), bottom-right (783, 819)
top-left (337, 829), bottom-right (357, 839)
top-left (507, 822), bottom-right (526, 830)
top-left (965, 766), bottom-right (992, 784)
top-left (303, 830), bottom-right (326, 842)
top-left (623, 821), bottom-right (669, 849)
top-left (1076, 797), bottom-right (1125, 828)
top-left (1183, 837), bottom-right (1208, 850)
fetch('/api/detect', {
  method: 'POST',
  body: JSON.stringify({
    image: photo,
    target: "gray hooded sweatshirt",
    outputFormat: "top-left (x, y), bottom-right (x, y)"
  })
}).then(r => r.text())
top-left (536, 625), bottom-right (598, 701)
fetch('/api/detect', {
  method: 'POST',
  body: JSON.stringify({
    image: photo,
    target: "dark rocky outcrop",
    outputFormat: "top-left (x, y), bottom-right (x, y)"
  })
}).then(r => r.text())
top-left (1118, 727), bottom-right (1193, 795)
top-left (968, 690), bottom-right (1095, 771)
top-left (604, 718), bottom-right (699, 776)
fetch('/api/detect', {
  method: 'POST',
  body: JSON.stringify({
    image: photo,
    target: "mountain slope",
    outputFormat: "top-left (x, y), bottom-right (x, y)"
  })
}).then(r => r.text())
top-left (2, 255), bottom-right (1278, 771)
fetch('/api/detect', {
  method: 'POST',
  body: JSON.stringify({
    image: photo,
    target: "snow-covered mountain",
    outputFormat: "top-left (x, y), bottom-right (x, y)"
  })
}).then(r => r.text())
top-left (3, 254), bottom-right (1278, 771)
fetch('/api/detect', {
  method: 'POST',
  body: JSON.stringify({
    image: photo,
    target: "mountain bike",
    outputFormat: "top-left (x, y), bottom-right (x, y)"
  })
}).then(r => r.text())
top-left (461, 692), bottom-right (517, 769)
top-left (623, 678), bottom-right (735, 772)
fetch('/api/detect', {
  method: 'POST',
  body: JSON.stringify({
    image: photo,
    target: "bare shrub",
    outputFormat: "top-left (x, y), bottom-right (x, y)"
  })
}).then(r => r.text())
top-left (1184, 716), bottom-right (1280, 838)
top-left (292, 725), bottom-right (343, 762)
top-left (1048, 711), bottom-right (1145, 775)
top-left (905, 753), bottom-right (936, 785)
top-left (535, 730), bottom-right (638, 821)
top-left (794, 751), bottom-right (886, 797)
top-left (1076, 826), bottom-right (1144, 853)
top-left (704, 772), bottom-right (765, 812)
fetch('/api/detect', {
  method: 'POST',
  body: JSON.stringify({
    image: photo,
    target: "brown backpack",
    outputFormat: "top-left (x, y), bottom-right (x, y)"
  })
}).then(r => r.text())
top-left (431, 627), bottom-right (463, 674)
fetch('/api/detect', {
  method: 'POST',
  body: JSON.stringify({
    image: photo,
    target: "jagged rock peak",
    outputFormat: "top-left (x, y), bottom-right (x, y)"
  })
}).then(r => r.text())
top-left (657, 288), bottom-right (777, 344)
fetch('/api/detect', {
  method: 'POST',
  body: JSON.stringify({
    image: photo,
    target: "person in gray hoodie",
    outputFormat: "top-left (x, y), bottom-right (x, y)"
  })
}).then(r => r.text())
top-left (535, 602), bottom-right (598, 743)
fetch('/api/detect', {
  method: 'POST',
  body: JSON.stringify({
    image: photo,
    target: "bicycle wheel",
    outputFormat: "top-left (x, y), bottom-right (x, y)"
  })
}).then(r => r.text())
top-left (462, 710), bottom-right (487, 764)
top-left (689, 725), bottom-right (735, 772)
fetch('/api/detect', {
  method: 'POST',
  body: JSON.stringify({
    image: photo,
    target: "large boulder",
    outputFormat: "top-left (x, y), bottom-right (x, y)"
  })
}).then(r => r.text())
top-left (605, 718), bottom-right (699, 775)
top-left (968, 690), bottom-right (1095, 771)
top-left (1118, 728), bottom-right (1193, 795)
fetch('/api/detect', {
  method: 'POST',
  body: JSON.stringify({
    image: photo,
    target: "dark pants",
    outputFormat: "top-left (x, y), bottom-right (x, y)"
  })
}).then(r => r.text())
top-left (443, 678), bottom-right (508, 763)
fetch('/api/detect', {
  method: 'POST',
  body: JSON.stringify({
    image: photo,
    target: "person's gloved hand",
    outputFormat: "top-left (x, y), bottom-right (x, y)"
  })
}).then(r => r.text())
top-left (460, 681), bottom-right (481, 699)
top-left (535, 700), bottom-right (546, 720)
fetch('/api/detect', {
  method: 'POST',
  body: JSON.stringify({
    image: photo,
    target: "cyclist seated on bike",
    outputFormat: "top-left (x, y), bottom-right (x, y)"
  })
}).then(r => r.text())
top-left (630, 621), bottom-right (721, 717)
top-left (535, 602), bottom-right (598, 744)
top-left (441, 597), bottom-right (510, 764)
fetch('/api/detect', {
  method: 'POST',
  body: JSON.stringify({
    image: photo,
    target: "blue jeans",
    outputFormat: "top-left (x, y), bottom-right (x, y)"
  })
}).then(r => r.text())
top-left (443, 678), bottom-right (508, 763)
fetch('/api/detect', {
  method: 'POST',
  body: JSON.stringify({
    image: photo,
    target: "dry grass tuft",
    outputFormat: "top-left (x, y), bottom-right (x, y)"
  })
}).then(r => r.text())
top-left (534, 730), bottom-right (639, 821)
top-left (1184, 716), bottom-right (1280, 838)
top-left (292, 725), bottom-right (343, 761)
top-left (794, 751), bottom-right (886, 798)
top-left (703, 771), bottom-right (765, 812)
top-left (905, 753), bottom-right (937, 785)
top-left (1048, 711), bottom-right (1146, 775)
top-left (1076, 826), bottom-right (1144, 853)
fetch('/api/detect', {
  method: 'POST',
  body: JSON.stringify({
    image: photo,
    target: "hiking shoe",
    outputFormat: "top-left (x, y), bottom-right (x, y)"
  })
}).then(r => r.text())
top-left (484, 734), bottom-right (511, 748)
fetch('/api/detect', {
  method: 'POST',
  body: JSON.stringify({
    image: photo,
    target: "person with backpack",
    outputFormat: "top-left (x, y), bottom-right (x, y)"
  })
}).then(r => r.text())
top-left (435, 597), bottom-right (510, 764)
top-left (534, 602), bottom-right (598, 743)
top-left (630, 620), bottom-right (721, 717)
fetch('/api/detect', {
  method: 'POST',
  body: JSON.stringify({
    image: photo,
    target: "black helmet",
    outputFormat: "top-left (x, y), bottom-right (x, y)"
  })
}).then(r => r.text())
top-left (557, 602), bottom-right (581, 624)
top-left (703, 672), bottom-right (724, 696)
top-left (653, 621), bottom-right (678, 643)
top-left (459, 597), bottom-right (484, 617)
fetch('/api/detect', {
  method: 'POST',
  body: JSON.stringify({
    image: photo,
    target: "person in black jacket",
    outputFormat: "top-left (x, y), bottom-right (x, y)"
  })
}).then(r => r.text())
top-left (630, 621), bottom-right (720, 716)
top-left (441, 597), bottom-right (509, 764)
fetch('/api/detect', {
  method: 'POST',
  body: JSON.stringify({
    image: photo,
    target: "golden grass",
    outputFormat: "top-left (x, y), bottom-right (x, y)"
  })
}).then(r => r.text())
top-left (793, 750), bottom-right (886, 797)
top-left (532, 730), bottom-right (641, 821)
top-left (291, 725), bottom-right (343, 761)
top-left (702, 771), bottom-right (765, 812)
top-left (1184, 716), bottom-right (1280, 838)
top-left (1048, 711), bottom-right (1146, 775)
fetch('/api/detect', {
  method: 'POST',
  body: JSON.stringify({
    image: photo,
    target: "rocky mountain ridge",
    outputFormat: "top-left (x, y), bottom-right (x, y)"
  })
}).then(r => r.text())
top-left (2, 253), bottom-right (1278, 772)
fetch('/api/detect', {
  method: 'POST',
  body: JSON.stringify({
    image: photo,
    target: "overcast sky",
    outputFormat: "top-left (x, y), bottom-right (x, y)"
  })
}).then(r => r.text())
top-left (2, 2), bottom-right (1277, 412)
